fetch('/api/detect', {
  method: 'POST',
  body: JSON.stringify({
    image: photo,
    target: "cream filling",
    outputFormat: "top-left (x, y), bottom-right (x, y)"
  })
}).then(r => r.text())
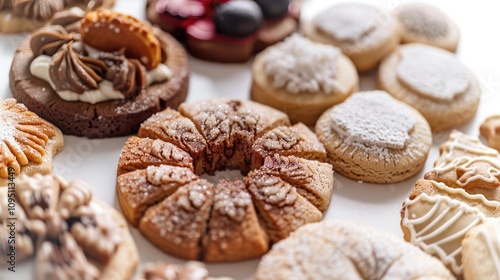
top-left (30, 55), bottom-right (172, 104)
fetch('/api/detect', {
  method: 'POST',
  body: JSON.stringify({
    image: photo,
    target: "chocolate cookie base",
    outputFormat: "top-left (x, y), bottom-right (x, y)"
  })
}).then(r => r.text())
top-left (10, 28), bottom-right (189, 139)
top-left (146, 0), bottom-right (298, 63)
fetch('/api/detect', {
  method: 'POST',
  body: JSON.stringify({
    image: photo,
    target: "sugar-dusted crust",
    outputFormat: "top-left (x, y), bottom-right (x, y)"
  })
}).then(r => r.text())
top-left (255, 220), bottom-right (454, 280)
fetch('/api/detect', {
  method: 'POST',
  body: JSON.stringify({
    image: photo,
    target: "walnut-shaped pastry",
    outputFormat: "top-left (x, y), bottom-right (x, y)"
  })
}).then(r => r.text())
top-left (0, 98), bottom-right (63, 186)
top-left (117, 99), bottom-right (335, 262)
top-left (0, 174), bottom-right (138, 279)
top-left (480, 115), bottom-right (500, 152)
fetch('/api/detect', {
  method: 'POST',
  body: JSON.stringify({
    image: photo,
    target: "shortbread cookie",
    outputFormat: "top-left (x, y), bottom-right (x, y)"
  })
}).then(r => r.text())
top-left (116, 99), bottom-right (334, 262)
top-left (255, 220), bottom-right (454, 280)
top-left (315, 91), bottom-right (432, 183)
top-left (10, 9), bottom-right (189, 138)
top-left (0, 0), bottom-right (115, 33)
top-left (0, 98), bottom-right (63, 186)
top-left (0, 174), bottom-right (138, 279)
top-left (142, 261), bottom-right (232, 280)
top-left (251, 35), bottom-right (358, 126)
top-left (394, 3), bottom-right (459, 52)
top-left (425, 130), bottom-right (500, 193)
top-left (462, 219), bottom-right (500, 280)
top-left (401, 179), bottom-right (500, 276)
top-left (147, 0), bottom-right (300, 62)
top-left (378, 43), bottom-right (480, 131)
top-left (302, 2), bottom-right (401, 72)
top-left (480, 115), bottom-right (500, 151)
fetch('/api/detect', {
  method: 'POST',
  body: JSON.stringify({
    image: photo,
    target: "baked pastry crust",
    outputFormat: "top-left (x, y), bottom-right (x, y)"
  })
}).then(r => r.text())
top-left (480, 115), bottom-right (500, 152)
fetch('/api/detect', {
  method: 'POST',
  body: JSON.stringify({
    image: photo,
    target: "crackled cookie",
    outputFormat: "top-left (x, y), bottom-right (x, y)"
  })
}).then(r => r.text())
top-left (0, 0), bottom-right (115, 33)
top-left (116, 99), bottom-right (334, 262)
top-left (10, 9), bottom-right (189, 138)
top-left (0, 174), bottom-right (138, 279)
top-left (425, 130), bottom-right (500, 193)
top-left (0, 98), bottom-right (63, 186)
top-left (462, 219), bottom-right (500, 280)
top-left (394, 3), bottom-right (459, 52)
top-left (315, 91), bottom-right (432, 184)
top-left (251, 35), bottom-right (358, 126)
top-left (378, 43), bottom-right (480, 131)
top-left (147, 0), bottom-right (300, 62)
top-left (480, 115), bottom-right (500, 152)
top-left (142, 261), bottom-right (232, 280)
top-left (401, 179), bottom-right (500, 276)
top-left (255, 220), bottom-right (454, 280)
top-left (302, 2), bottom-right (401, 72)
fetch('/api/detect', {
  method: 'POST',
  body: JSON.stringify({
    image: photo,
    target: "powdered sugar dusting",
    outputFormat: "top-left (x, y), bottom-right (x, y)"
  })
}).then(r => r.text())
top-left (330, 91), bottom-right (416, 150)
top-left (263, 34), bottom-right (341, 94)
top-left (397, 45), bottom-right (470, 101)
top-left (397, 3), bottom-right (449, 39)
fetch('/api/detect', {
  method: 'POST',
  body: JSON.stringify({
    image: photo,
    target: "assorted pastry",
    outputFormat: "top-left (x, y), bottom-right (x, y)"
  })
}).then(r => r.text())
top-left (378, 43), bottom-right (480, 131)
top-left (315, 90), bottom-right (432, 184)
top-left (250, 34), bottom-right (359, 126)
top-left (147, 0), bottom-right (300, 62)
top-left (10, 9), bottom-right (189, 138)
top-left (0, 174), bottom-right (139, 279)
top-left (0, 0), bottom-right (115, 33)
top-left (0, 98), bottom-right (63, 186)
top-left (116, 99), bottom-right (334, 261)
top-left (302, 2), bottom-right (401, 72)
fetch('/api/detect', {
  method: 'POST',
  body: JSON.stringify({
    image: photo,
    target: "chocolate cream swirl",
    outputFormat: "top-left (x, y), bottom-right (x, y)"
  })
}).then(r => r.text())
top-left (31, 25), bottom-right (80, 56)
top-left (12, 0), bottom-right (64, 20)
top-left (49, 42), bottom-right (106, 94)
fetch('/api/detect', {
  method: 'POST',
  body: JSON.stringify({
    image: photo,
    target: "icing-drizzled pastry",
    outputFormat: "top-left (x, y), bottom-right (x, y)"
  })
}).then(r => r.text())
top-left (10, 9), bottom-right (189, 138)
top-left (480, 115), bottom-right (500, 152)
top-left (302, 3), bottom-right (401, 72)
top-left (0, 174), bottom-right (139, 279)
top-left (394, 3), bottom-right (460, 52)
top-left (116, 99), bottom-right (334, 262)
top-left (0, 0), bottom-right (114, 33)
top-left (0, 98), bottom-right (63, 186)
top-left (378, 43), bottom-right (480, 131)
top-left (255, 220), bottom-right (454, 280)
top-left (315, 91), bottom-right (432, 183)
top-left (250, 34), bottom-right (359, 126)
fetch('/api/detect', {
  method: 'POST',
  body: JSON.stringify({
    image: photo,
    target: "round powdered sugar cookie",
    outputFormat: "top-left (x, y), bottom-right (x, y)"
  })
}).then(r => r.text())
top-left (378, 43), bottom-right (480, 131)
top-left (315, 90), bottom-right (432, 184)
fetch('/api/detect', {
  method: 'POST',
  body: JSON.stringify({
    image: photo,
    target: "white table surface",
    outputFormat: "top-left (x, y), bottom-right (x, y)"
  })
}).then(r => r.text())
top-left (1, 0), bottom-right (500, 279)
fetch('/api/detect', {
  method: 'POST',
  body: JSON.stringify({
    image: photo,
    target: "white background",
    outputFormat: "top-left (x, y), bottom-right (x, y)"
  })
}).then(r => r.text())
top-left (1, 0), bottom-right (500, 279)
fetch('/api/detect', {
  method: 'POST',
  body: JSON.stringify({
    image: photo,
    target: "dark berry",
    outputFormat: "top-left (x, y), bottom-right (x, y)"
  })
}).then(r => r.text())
top-left (214, 0), bottom-right (263, 37)
top-left (254, 0), bottom-right (290, 18)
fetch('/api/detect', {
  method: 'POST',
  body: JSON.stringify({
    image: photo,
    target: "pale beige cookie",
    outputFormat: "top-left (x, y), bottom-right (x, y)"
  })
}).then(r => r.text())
top-left (0, 174), bottom-right (138, 280)
top-left (425, 130), bottom-right (500, 195)
top-left (402, 179), bottom-right (500, 276)
top-left (462, 219), bottom-right (500, 280)
top-left (251, 35), bottom-right (358, 126)
top-left (315, 91), bottom-right (432, 183)
top-left (255, 220), bottom-right (454, 280)
top-left (480, 115), bottom-right (500, 152)
top-left (141, 261), bottom-right (233, 280)
top-left (302, 3), bottom-right (401, 72)
top-left (378, 43), bottom-right (480, 131)
top-left (394, 2), bottom-right (460, 52)
top-left (0, 98), bottom-right (63, 186)
top-left (0, 0), bottom-right (115, 33)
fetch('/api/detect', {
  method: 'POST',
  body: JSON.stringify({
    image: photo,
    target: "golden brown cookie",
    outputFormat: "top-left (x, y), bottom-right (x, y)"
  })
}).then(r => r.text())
top-left (0, 98), bottom-right (63, 186)
top-left (480, 115), bottom-right (500, 152)
top-left (315, 91), bottom-right (432, 183)
top-left (378, 43), bottom-right (480, 131)
top-left (250, 35), bottom-right (358, 126)
top-left (394, 2), bottom-right (460, 52)
top-left (302, 2), bottom-right (401, 72)
top-left (255, 220), bottom-right (454, 280)
top-left (0, 174), bottom-right (138, 280)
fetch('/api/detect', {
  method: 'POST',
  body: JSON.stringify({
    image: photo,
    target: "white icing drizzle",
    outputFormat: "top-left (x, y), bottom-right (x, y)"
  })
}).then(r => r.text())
top-left (402, 193), bottom-right (487, 275)
top-left (313, 3), bottom-right (380, 42)
top-left (30, 55), bottom-right (172, 104)
top-left (330, 91), bottom-right (416, 149)
top-left (397, 45), bottom-right (470, 101)
top-left (263, 34), bottom-right (342, 94)
top-left (477, 222), bottom-right (500, 278)
top-left (430, 180), bottom-right (500, 208)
